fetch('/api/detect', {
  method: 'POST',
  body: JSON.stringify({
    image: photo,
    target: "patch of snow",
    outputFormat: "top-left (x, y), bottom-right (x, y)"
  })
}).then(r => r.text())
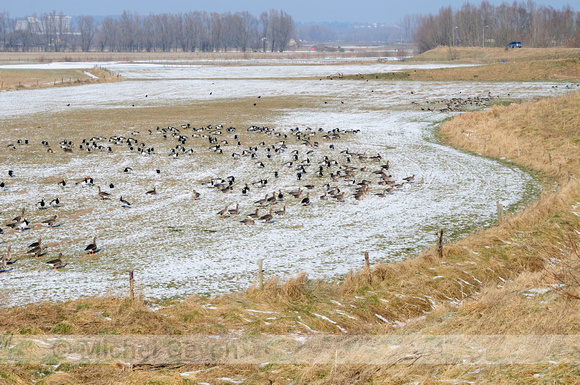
top-left (292, 335), bottom-right (308, 344)
top-left (311, 313), bottom-right (347, 333)
top-left (335, 310), bottom-right (357, 320)
top-left (245, 309), bottom-right (276, 314)
top-left (83, 71), bottom-right (99, 79)
top-left (522, 288), bottom-right (551, 297)
top-left (375, 313), bottom-right (389, 323)
top-left (313, 312), bottom-right (337, 324)
top-left (297, 321), bottom-right (317, 333)
top-left (217, 378), bottom-right (244, 384)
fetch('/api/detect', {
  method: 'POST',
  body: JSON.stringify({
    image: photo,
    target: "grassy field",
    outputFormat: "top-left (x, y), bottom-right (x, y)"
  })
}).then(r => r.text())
top-left (0, 50), bottom-right (393, 66)
top-left (339, 46), bottom-right (580, 82)
top-left (343, 57), bottom-right (580, 82)
top-left (0, 66), bottom-right (122, 91)
top-left (0, 50), bottom-right (579, 383)
top-left (407, 46), bottom-right (580, 64)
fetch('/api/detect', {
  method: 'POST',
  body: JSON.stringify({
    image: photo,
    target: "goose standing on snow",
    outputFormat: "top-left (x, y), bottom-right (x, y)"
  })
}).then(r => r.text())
top-left (10, 208), bottom-right (26, 223)
top-left (274, 205), bottom-right (286, 216)
top-left (1, 247), bottom-right (9, 270)
top-left (46, 253), bottom-right (66, 270)
top-left (120, 196), bottom-right (132, 207)
top-left (254, 194), bottom-right (269, 207)
top-left (228, 204), bottom-right (240, 216)
top-left (97, 186), bottom-right (111, 200)
top-left (28, 238), bottom-right (45, 258)
top-left (247, 208), bottom-right (259, 219)
top-left (85, 237), bottom-right (98, 254)
top-left (42, 215), bottom-right (58, 228)
top-left (217, 205), bottom-right (229, 219)
top-left (1, 246), bottom-right (14, 272)
top-left (7, 218), bottom-right (29, 230)
top-left (5, 246), bottom-right (17, 265)
top-left (259, 208), bottom-right (274, 224)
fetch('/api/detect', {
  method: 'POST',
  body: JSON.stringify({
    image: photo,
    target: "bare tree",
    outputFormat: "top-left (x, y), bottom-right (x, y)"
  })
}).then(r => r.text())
top-left (236, 11), bottom-right (259, 52)
top-left (96, 16), bottom-right (116, 51)
top-left (118, 10), bottom-right (141, 52)
top-left (273, 10), bottom-right (294, 52)
top-left (77, 15), bottom-right (97, 52)
top-left (259, 11), bottom-right (270, 52)
top-left (155, 13), bottom-right (173, 52)
top-left (0, 11), bottom-right (9, 50)
top-left (182, 11), bottom-right (202, 52)
top-left (414, 0), bottom-right (580, 51)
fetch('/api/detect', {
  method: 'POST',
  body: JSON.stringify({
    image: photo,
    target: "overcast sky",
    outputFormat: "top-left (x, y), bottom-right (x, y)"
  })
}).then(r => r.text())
top-left (2, 0), bottom-right (576, 24)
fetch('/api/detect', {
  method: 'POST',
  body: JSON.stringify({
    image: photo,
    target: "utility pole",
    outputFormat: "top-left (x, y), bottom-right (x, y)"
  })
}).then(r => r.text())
top-left (483, 25), bottom-right (488, 48)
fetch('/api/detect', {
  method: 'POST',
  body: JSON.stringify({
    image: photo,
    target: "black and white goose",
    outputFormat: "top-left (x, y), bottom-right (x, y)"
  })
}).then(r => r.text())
top-left (120, 196), bottom-right (132, 208)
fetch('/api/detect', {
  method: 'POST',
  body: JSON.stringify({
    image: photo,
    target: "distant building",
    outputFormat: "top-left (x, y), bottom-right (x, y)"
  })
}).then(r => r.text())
top-left (15, 15), bottom-right (71, 34)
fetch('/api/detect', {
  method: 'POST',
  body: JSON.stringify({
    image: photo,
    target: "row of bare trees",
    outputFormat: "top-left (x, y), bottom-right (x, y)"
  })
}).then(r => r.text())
top-left (414, 1), bottom-right (580, 53)
top-left (0, 9), bottom-right (295, 52)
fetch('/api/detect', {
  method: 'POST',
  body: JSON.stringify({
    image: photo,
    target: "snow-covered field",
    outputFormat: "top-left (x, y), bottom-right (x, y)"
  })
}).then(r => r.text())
top-left (0, 60), bottom-right (573, 306)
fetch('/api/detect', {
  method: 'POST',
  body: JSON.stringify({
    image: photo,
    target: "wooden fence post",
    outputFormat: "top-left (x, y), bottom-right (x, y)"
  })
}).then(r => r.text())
top-left (258, 259), bottom-right (264, 290)
top-left (364, 252), bottom-right (371, 285)
top-left (129, 271), bottom-right (135, 300)
top-left (496, 201), bottom-right (504, 224)
top-left (437, 229), bottom-right (444, 259)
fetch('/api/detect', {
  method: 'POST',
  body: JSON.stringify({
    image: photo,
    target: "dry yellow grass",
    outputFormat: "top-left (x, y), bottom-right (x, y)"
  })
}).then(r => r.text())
top-left (343, 57), bottom-right (580, 82)
top-left (0, 66), bottom-right (122, 91)
top-left (0, 50), bottom-right (388, 66)
top-left (439, 91), bottom-right (580, 179)
top-left (408, 46), bottom-right (580, 64)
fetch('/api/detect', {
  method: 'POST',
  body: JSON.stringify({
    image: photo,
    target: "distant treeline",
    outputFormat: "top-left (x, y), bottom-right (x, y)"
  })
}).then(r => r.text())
top-left (0, 9), bottom-right (295, 52)
top-left (1, 2), bottom-right (578, 54)
top-left (410, 1), bottom-right (580, 53)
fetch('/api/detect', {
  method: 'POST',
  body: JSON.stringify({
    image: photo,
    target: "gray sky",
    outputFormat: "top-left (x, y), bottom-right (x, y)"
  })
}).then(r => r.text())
top-left (3, 0), bottom-right (575, 24)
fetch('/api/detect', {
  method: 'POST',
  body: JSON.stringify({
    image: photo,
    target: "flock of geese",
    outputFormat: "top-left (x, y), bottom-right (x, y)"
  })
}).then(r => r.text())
top-left (0, 122), bottom-right (417, 274)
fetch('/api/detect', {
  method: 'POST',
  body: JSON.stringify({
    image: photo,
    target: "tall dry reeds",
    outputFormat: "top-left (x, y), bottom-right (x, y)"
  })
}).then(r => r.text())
top-left (439, 91), bottom-right (580, 181)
